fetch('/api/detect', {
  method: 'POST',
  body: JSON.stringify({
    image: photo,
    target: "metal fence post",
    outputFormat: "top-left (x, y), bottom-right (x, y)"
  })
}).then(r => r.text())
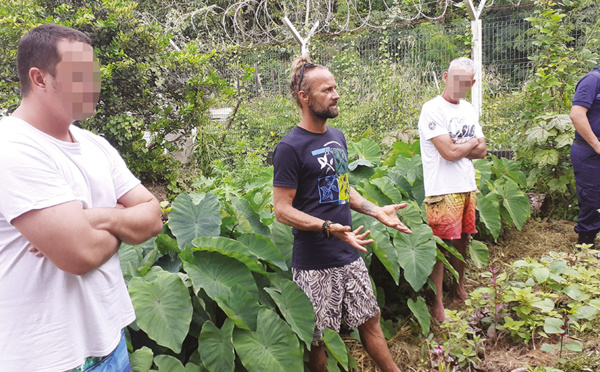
top-left (464, 0), bottom-right (487, 117)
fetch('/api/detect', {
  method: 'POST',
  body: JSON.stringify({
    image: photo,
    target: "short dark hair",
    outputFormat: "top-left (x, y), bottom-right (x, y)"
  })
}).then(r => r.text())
top-left (17, 24), bottom-right (92, 97)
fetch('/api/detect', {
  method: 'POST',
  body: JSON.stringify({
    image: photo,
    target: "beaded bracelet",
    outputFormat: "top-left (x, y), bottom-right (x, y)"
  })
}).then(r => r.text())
top-left (322, 220), bottom-right (332, 239)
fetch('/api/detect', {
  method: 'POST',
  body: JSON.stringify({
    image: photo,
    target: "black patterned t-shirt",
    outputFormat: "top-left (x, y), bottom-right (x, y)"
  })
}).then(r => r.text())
top-left (273, 125), bottom-right (359, 270)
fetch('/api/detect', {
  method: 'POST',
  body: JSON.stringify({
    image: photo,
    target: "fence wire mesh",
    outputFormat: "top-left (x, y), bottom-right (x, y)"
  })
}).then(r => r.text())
top-left (208, 9), bottom-right (594, 162)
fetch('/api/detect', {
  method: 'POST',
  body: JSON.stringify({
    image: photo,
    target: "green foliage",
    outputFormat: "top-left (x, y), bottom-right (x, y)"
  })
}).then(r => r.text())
top-left (120, 187), bottom-right (316, 370)
top-left (520, 0), bottom-right (598, 120)
top-left (118, 138), bottom-right (538, 369)
top-left (0, 0), bottom-right (236, 184)
top-left (511, 0), bottom-right (598, 218)
top-left (473, 155), bottom-right (532, 241)
top-left (440, 248), bottom-right (600, 370)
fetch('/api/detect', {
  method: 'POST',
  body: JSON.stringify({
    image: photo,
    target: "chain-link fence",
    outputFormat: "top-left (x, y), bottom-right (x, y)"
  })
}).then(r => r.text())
top-left (209, 8), bottom-right (594, 161)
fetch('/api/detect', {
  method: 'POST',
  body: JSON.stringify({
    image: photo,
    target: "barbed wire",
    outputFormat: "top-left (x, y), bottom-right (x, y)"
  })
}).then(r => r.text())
top-left (137, 0), bottom-right (526, 50)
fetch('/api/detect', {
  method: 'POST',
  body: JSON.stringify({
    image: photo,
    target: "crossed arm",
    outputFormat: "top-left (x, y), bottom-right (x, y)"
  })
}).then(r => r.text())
top-left (273, 186), bottom-right (411, 252)
top-left (431, 135), bottom-right (487, 161)
top-left (12, 184), bottom-right (162, 275)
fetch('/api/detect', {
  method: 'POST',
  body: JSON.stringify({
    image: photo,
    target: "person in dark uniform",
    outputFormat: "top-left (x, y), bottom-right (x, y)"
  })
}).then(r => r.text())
top-left (570, 67), bottom-right (600, 248)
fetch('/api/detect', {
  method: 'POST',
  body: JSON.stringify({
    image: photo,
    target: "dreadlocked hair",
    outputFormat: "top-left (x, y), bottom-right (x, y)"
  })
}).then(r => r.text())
top-left (289, 55), bottom-right (320, 107)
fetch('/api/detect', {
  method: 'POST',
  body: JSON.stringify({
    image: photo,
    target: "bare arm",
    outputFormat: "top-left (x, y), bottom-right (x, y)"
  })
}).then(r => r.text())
top-left (349, 187), bottom-right (412, 234)
top-left (430, 135), bottom-right (480, 162)
top-left (83, 184), bottom-right (163, 245)
top-left (571, 105), bottom-right (600, 154)
top-left (12, 201), bottom-right (121, 275)
top-left (466, 137), bottom-right (487, 160)
top-left (273, 186), bottom-right (372, 252)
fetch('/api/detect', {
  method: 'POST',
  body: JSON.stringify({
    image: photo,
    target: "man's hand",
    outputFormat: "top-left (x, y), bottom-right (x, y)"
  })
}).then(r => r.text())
top-left (330, 224), bottom-right (373, 252)
top-left (28, 245), bottom-right (44, 257)
top-left (374, 204), bottom-right (412, 234)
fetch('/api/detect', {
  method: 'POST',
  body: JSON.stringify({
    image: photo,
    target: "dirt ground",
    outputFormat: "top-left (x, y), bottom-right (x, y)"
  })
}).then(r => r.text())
top-left (350, 219), bottom-right (583, 372)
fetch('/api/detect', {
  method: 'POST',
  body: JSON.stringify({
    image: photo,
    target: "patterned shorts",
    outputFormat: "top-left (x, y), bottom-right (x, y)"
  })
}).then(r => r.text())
top-left (292, 258), bottom-right (380, 345)
top-left (425, 191), bottom-right (478, 240)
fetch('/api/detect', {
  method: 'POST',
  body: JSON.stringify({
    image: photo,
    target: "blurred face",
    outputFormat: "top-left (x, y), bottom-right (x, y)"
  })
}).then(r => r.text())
top-left (443, 67), bottom-right (474, 102)
top-left (51, 39), bottom-right (101, 121)
top-left (305, 68), bottom-right (340, 120)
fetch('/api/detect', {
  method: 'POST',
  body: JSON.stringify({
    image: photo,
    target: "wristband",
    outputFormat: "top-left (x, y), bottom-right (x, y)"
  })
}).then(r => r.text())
top-left (322, 220), bottom-right (332, 239)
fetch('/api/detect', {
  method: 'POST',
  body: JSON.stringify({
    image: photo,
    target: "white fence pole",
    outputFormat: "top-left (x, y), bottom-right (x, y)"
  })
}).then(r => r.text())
top-left (464, 0), bottom-right (486, 116)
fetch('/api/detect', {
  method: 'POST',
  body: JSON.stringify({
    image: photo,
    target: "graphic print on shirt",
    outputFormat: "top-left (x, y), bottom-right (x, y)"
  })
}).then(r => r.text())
top-left (448, 117), bottom-right (476, 144)
top-left (311, 141), bottom-right (350, 205)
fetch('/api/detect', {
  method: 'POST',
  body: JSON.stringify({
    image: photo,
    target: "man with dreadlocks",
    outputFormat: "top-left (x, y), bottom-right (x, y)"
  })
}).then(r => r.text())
top-left (272, 55), bottom-right (410, 371)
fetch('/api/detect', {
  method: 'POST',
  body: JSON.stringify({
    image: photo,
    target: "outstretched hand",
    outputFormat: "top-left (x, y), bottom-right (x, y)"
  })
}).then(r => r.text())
top-left (375, 203), bottom-right (412, 234)
top-left (329, 224), bottom-right (373, 252)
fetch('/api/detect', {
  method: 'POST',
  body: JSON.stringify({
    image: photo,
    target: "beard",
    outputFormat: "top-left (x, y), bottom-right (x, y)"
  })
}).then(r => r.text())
top-left (309, 102), bottom-right (339, 119)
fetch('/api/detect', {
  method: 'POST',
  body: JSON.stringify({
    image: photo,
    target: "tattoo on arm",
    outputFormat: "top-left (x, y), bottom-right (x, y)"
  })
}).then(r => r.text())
top-left (361, 200), bottom-right (376, 215)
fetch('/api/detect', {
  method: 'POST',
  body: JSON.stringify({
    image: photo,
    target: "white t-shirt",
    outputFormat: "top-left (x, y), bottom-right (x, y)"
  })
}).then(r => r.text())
top-left (0, 117), bottom-right (139, 372)
top-left (418, 95), bottom-right (485, 197)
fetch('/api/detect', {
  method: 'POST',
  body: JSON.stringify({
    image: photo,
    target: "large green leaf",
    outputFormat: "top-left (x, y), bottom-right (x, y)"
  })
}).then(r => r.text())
top-left (156, 233), bottom-right (180, 254)
top-left (238, 233), bottom-right (287, 271)
top-left (119, 243), bottom-right (143, 282)
top-left (382, 141), bottom-right (421, 166)
top-left (390, 155), bottom-right (423, 185)
top-left (191, 236), bottom-right (266, 273)
top-left (397, 200), bottom-right (425, 230)
top-left (407, 296), bottom-right (430, 336)
top-left (230, 197), bottom-right (271, 238)
top-left (476, 192), bottom-right (502, 240)
top-left (130, 346), bottom-right (154, 372)
top-left (154, 354), bottom-right (186, 372)
top-left (532, 149), bottom-right (560, 167)
top-left (233, 309), bottom-right (303, 372)
top-left (355, 180), bottom-right (392, 207)
top-left (264, 279), bottom-right (316, 348)
top-left (525, 122), bottom-right (552, 145)
top-left (216, 284), bottom-right (260, 331)
top-left (371, 226), bottom-right (401, 284)
top-left (348, 138), bottom-right (381, 165)
top-left (370, 176), bottom-right (404, 204)
top-left (351, 211), bottom-right (398, 281)
top-left (543, 317), bottom-right (564, 334)
top-left (198, 319), bottom-right (235, 372)
top-left (270, 220), bottom-right (293, 269)
top-left (182, 251), bottom-right (258, 301)
top-left (128, 268), bottom-right (193, 353)
top-left (497, 179), bottom-right (531, 230)
top-left (473, 158), bottom-right (492, 192)
top-left (322, 328), bottom-right (349, 370)
top-left (469, 240), bottom-right (489, 269)
top-left (393, 224), bottom-right (437, 291)
top-left (169, 193), bottom-right (222, 249)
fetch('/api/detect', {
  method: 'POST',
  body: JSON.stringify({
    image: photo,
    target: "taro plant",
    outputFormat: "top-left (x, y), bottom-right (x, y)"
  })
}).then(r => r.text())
top-left (473, 154), bottom-right (532, 241)
top-left (120, 190), bottom-right (320, 371)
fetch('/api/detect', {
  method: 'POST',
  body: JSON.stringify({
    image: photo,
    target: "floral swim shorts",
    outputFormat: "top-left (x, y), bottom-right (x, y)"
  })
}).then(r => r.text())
top-left (424, 191), bottom-right (478, 240)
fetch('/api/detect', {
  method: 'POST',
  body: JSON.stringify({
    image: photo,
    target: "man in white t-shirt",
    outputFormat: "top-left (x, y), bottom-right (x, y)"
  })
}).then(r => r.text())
top-left (417, 57), bottom-right (487, 322)
top-left (0, 24), bottom-right (163, 371)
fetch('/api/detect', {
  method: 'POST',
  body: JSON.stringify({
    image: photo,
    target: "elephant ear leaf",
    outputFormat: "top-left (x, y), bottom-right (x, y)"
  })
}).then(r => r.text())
top-left (128, 268), bottom-right (193, 353)
top-left (198, 319), bottom-right (235, 372)
top-left (182, 251), bottom-right (258, 301)
top-left (264, 279), bottom-right (315, 348)
top-left (497, 179), bottom-right (531, 230)
top-left (476, 192), bottom-right (502, 240)
top-left (393, 224), bottom-right (437, 292)
top-left (169, 193), bottom-right (221, 249)
top-left (233, 309), bottom-right (304, 372)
